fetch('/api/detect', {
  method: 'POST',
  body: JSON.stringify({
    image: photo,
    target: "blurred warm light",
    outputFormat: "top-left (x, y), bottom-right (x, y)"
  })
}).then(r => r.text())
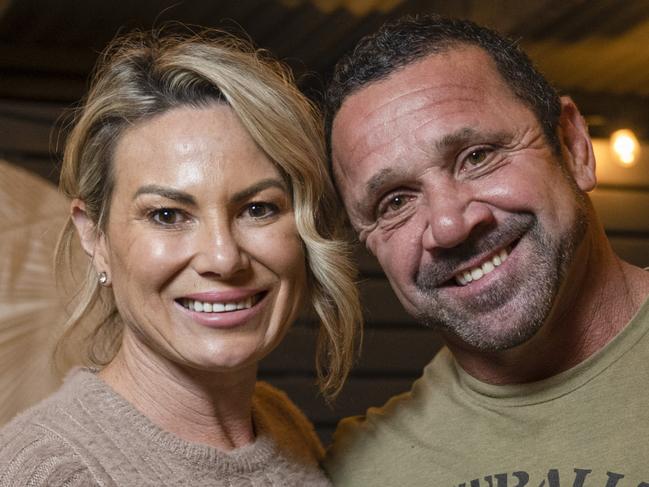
top-left (610, 129), bottom-right (640, 167)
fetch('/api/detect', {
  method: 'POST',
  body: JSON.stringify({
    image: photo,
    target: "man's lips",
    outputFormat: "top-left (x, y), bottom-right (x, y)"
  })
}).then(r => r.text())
top-left (453, 246), bottom-right (511, 286)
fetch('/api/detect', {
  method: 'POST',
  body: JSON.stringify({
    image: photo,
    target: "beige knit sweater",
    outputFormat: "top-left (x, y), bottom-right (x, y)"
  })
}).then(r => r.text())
top-left (0, 369), bottom-right (331, 486)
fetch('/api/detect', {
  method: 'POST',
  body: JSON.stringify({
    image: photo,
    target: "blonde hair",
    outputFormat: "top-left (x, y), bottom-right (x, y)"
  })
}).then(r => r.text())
top-left (56, 29), bottom-right (362, 399)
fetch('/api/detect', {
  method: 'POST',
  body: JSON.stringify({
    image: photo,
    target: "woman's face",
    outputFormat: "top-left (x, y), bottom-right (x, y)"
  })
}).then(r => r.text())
top-left (91, 103), bottom-right (306, 374)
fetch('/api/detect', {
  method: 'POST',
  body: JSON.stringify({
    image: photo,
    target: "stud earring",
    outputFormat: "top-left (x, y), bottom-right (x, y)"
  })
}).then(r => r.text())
top-left (98, 271), bottom-right (109, 286)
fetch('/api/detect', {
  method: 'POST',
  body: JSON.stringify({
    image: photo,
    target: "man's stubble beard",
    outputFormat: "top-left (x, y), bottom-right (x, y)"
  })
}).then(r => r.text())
top-left (414, 196), bottom-right (589, 352)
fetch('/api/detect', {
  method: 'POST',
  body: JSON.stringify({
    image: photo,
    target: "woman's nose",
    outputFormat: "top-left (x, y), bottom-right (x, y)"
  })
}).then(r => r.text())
top-left (191, 221), bottom-right (250, 279)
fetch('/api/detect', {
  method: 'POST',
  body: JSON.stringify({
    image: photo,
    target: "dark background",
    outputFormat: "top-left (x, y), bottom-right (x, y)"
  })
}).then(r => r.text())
top-left (1, 0), bottom-right (648, 442)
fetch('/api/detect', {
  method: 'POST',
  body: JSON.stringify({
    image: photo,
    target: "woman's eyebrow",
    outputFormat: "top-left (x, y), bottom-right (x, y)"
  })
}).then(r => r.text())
top-left (133, 185), bottom-right (197, 206)
top-left (230, 178), bottom-right (287, 203)
top-left (133, 179), bottom-right (287, 206)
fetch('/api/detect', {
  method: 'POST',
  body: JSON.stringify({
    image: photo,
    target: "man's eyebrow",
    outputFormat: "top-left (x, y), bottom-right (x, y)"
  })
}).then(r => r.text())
top-left (366, 167), bottom-right (401, 195)
top-left (230, 178), bottom-right (288, 203)
top-left (433, 127), bottom-right (512, 152)
top-left (355, 167), bottom-right (405, 216)
top-left (133, 185), bottom-right (197, 205)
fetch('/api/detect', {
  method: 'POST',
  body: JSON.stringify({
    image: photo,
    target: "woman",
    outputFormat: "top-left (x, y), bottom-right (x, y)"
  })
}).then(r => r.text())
top-left (0, 30), bottom-right (361, 485)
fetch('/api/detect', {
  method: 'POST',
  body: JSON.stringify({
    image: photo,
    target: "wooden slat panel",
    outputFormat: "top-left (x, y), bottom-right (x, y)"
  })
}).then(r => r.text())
top-left (260, 376), bottom-right (416, 424)
top-left (298, 274), bottom-right (415, 327)
top-left (260, 326), bottom-right (441, 374)
top-left (609, 236), bottom-right (649, 267)
top-left (0, 101), bottom-right (65, 155)
top-left (591, 188), bottom-right (649, 233)
top-left (354, 245), bottom-right (383, 276)
top-left (358, 278), bottom-right (416, 326)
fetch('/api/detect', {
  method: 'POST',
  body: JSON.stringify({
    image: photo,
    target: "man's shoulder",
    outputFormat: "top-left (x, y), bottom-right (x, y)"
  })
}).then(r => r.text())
top-left (324, 350), bottom-right (455, 485)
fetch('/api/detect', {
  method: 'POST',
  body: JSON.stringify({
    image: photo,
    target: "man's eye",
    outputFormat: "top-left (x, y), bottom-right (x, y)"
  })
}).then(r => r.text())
top-left (377, 193), bottom-right (414, 218)
top-left (466, 149), bottom-right (489, 166)
top-left (246, 202), bottom-right (278, 219)
top-left (151, 208), bottom-right (185, 225)
top-left (388, 195), bottom-right (407, 211)
top-left (462, 145), bottom-right (498, 169)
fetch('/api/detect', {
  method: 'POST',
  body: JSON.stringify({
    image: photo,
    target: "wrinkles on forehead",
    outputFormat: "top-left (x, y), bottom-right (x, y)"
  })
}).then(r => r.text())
top-left (334, 84), bottom-right (484, 169)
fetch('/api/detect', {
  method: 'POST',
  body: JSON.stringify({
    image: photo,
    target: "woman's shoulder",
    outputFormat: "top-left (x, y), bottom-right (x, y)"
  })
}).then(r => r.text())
top-left (252, 381), bottom-right (324, 465)
top-left (0, 415), bottom-right (94, 486)
top-left (0, 369), bottom-right (103, 486)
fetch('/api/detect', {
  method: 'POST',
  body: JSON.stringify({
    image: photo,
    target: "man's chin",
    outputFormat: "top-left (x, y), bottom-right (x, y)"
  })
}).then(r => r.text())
top-left (416, 282), bottom-right (554, 352)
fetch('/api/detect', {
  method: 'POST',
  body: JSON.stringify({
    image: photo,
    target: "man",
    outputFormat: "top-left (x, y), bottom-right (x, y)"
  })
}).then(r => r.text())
top-left (323, 15), bottom-right (649, 486)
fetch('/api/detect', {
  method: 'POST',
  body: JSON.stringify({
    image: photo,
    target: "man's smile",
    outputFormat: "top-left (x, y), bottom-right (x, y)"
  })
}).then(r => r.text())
top-left (454, 247), bottom-right (510, 286)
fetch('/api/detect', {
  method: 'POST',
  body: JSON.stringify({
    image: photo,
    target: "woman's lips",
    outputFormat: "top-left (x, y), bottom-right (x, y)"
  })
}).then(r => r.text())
top-left (177, 291), bottom-right (266, 313)
top-left (174, 290), bottom-right (269, 328)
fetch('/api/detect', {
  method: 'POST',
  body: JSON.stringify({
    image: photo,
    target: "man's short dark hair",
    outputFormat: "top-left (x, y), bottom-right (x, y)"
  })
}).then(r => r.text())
top-left (325, 14), bottom-right (562, 157)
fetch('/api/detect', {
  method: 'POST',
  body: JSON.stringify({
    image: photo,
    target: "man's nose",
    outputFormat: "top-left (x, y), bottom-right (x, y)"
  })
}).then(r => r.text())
top-left (421, 185), bottom-right (494, 250)
top-left (191, 220), bottom-right (249, 279)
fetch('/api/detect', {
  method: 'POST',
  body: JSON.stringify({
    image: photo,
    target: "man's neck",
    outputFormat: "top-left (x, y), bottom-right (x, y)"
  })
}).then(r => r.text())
top-left (448, 230), bottom-right (649, 385)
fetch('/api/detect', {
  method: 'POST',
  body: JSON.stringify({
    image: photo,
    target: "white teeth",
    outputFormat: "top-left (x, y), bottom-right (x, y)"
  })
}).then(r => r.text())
top-left (454, 248), bottom-right (510, 286)
top-left (470, 268), bottom-right (484, 280)
top-left (184, 298), bottom-right (254, 313)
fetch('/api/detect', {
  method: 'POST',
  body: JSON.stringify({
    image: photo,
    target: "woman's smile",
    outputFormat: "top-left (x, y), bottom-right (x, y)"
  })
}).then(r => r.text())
top-left (175, 289), bottom-right (270, 328)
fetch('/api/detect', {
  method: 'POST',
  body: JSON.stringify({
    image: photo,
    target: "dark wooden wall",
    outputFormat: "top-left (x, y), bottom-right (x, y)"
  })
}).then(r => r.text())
top-left (2, 98), bottom-right (648, 443)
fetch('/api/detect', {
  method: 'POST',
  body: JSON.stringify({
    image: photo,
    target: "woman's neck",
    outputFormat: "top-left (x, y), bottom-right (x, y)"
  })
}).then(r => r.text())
top-left (98, 333), bottom-right (258, 451)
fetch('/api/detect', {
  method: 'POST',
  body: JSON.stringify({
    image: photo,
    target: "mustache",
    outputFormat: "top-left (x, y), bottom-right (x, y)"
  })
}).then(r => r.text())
top-left (416, 213), bottom-right (536, 289)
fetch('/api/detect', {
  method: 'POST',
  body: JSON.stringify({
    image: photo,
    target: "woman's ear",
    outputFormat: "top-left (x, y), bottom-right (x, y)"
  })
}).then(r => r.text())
top-left (558, 96), bottom-right (597, 192)
top-left (70, 199), bottom-right (110, 275)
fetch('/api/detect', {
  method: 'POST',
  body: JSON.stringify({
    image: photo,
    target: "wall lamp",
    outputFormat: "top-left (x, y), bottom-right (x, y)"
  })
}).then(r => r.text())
top-left (610, 129), bottom-right (640, 167)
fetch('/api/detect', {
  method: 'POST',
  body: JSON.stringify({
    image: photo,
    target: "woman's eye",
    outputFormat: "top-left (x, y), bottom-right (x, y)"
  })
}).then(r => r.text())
top-left (246, 202), bottom-right (278, 219)
top-left (151, 208), bottom-right (185, 225)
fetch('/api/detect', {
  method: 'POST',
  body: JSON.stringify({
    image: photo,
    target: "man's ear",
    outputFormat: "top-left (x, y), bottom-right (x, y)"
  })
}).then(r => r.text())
top-left (558, 96), bottom-right (597, 192)
top-left (70, 199), bottom-right (110, 275)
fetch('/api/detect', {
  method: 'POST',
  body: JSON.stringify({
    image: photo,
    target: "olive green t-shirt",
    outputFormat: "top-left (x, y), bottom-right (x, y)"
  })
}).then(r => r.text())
top-left (325, 297), bottom-right (649, 486)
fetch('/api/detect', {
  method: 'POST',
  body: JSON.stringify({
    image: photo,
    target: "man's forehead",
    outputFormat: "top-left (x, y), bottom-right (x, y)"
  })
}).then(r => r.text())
top-left (333, 49), bottom-right (492, 158)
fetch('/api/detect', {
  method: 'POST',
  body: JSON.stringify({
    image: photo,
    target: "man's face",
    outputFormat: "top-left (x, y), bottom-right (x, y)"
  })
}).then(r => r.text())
top-left (331, 46), bottom-right (593, 352)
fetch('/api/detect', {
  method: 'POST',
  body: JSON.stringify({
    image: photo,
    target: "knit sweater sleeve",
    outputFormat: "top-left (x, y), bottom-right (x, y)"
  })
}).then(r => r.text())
top-left (0, 422), bottom-right (96, 487)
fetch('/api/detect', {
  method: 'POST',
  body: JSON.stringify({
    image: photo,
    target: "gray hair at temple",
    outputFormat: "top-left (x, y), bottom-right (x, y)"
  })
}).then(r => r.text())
top-left (325, 14), bottom-right (562, 158)
top-left (55, 29), bottom-right (362, 400)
